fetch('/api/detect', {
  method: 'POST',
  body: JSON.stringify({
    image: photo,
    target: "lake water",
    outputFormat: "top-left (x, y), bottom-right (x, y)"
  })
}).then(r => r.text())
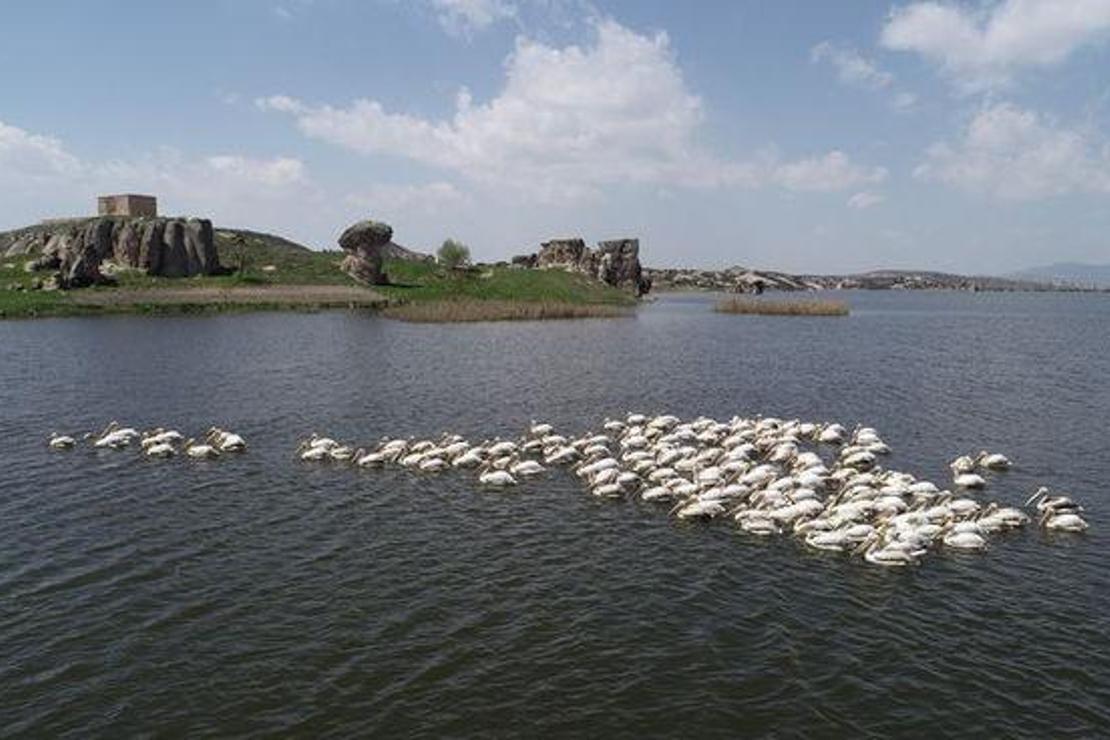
top-left (1, 291), bottom-right (1107, 737)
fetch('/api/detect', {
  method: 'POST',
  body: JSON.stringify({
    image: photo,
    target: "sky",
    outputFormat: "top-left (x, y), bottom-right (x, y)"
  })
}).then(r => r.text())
top-left (2, 0), bottom-right (1110, 273)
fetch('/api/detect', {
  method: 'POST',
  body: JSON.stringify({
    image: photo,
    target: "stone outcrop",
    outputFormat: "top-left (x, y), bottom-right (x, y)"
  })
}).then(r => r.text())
top-left (595, 239), bottom-right (649, 295)
top-left (525, 236), bottom-right (651, 295)
top-left (3, 216), bottom-right (222, 288)
top-left (337, 220), bottom-right (393, 285)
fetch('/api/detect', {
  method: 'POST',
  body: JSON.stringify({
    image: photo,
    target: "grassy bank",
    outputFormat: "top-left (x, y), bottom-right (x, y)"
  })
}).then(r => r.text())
top-left (379, 260), bottom-right (636, 306)
top-left (714, 296), bottom-right (849, 316)
top-left (0, 238), bottom-right (636, 319)
top-left (383, 299), bottom-right (631, 323)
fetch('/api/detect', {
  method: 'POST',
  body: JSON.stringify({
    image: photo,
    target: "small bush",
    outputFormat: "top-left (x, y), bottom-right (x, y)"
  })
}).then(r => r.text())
top-left (437, 239), bottom-right (471, 269)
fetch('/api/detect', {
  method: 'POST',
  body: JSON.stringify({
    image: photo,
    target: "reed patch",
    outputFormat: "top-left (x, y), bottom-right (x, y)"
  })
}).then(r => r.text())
top-left (714, 297), bottom-right (849, 317)
top-left (383, 299), bottom-right (632, 323)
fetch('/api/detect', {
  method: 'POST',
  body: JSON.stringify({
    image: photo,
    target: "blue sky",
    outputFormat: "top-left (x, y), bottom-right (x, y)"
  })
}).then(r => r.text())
top-left (2, 0), bottom-right (1109, 272)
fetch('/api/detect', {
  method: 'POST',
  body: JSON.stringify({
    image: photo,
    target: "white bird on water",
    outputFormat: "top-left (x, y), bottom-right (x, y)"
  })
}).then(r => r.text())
top-left (953, 473), bottom-right (987, 490)
top-left (479, 465), bottom-right (517, 488)
top-left (1026, 487), bottom-right (1088, 532)
top-left (183, 438), bottom-right (220, 459)
top-left (48, 433), bottom-right (76, 449)
top-left (288, 410), bottom-right (1087, 569)
top-left (977, 451), bottom-right (1012, 471)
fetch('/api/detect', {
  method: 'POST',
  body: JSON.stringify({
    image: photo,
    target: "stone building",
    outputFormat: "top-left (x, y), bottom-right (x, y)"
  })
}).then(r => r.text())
top-left (97, 194), bottom-right (157, 218)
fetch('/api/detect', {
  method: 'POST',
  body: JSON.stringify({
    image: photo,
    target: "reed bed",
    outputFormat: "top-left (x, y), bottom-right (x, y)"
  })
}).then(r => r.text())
top-left (714, 296), bottom-right (849, 317)
top-left (383, 299), bottom-right (632, 323)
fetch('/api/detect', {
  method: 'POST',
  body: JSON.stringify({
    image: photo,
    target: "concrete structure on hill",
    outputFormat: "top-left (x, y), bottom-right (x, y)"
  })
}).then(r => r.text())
top-left (97, 194), bottom-right (157, 218)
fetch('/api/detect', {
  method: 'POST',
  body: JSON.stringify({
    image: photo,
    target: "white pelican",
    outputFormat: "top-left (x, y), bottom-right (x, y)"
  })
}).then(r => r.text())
top-left (510, 459), bottom-right (545, 477)
top-left (145, 441), bottom-right (177, 458)
top-left (208, 428), bottom-right (246, 452)
top-left (529, 421), bottom-right (554, 438)
top-left (977, 451), bottom-right (1011, 470)
top-left (941, 523), bottom-right (988, 550)
top-left (452, 450), bottom-right (484, 468)
top-left (184, 438), bottom-right (220, 459)
top-left (950, 455), bottom-right (976, 474)
top-left (1041, 511), bottom-right (1089, 532)
top-left (92, 422), bottom-right (140, 449)
top-left (300, 445), bottom-right (330, 462)
top-left (478, 464), bottom-right (516, 487)
top-left (48, 433), bottom-right (76, 449)
top-left (953, 473), bottom-right (986, 489)
top-left (419, 457), bottom-right (448, 472)
top-left (354, 449), bottom-right (389, 467)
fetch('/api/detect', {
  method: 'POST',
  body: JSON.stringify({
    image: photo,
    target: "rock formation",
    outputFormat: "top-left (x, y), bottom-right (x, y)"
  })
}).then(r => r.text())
top-left (337, 220), bottom-right (393, 285)
top-left (595, 239), bottom-right (649, 295)
top-left (2, 216), bottom-right (222, 288)
top-left (526, 237), bottom-right (651, 295)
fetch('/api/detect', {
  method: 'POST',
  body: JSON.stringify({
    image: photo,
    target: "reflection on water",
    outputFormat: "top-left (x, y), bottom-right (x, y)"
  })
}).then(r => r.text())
top-left (0, 291), bottom-right (1108, 736)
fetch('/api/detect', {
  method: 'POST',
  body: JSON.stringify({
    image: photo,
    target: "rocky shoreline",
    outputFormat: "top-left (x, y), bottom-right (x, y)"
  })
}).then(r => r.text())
top-left (644, 265), bottom-right (1091, 293)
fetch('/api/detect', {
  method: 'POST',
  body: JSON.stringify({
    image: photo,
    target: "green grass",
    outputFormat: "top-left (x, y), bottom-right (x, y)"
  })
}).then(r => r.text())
top-left (213, 230), bottom-right (352, 285)
top-left (379, 260), bottom-right (637, 306)
top-left (0, 234), bottom-right (638, 318)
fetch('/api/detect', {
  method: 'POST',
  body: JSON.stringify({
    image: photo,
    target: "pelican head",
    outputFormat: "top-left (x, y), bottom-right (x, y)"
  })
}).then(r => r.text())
top-left (1024, 486), bottom-right (1050, 508)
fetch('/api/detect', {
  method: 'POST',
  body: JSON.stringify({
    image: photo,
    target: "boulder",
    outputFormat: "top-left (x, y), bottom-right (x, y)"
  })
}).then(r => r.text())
top-left (184, 219), bottom-right (217, 274)
top-left (11, 216), bottom-right (223, 289)
top-left (530, 236), bottom-right (650, 295)
top-left (114, 221), bottom-right (141, 266)
top-left (140, 220), bottom-right (166, 274)
top-left (161, 220), bottom-right (189, 277)
top-left (596, 239), bottom-right (650, 296)
top-left (537, 238), bottom-right (592, 273)
top-left (337, 219), bottom-right (393, 285)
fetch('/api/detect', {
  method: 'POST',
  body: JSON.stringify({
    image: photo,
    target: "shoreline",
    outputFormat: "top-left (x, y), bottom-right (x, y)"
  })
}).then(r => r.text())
top-left (0, 284), bottom-right (390, 319)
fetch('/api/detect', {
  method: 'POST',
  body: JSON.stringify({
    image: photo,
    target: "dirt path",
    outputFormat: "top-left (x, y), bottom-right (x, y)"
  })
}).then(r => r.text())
top-left (70, 284), bottom-right (389, 308)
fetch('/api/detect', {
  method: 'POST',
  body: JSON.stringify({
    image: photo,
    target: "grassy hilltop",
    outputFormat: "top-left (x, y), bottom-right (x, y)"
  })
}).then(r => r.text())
top-left (0, 227), bottom-right (634, 319)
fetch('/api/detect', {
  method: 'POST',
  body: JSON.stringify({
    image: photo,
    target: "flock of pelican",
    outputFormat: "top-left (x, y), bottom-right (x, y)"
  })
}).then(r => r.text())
top-left (297, 412), bottom-right (1089, 567)
top-left (48, 422), bottom-right (246, 459)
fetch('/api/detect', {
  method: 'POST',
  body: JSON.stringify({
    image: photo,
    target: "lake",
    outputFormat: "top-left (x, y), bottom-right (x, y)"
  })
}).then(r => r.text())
top-left (1, 291), bottom-right (1107, 737)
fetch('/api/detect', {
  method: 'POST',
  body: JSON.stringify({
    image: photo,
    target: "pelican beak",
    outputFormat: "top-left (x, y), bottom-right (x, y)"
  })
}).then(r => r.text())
top-left (1024, 488), bottom-right (1046, 508)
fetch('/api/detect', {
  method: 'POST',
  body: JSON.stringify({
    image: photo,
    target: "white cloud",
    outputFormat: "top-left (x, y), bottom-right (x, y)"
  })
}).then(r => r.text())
top-left (0, 120), bottom-right (82, 182)
top-left (344, 181), bottom-right (469, 214)
top-left (881, 0), bottom-right (1110, 91)
top-left (431, 0), bottom-right (517, 37)
top-left (204, 155), bottom-right (305, 186)
top-left (847, 191), bottom-right (885, 209)
top-left (811, 42), bottom-right (893, 90)
top-left (915, 102), bottom-right (1110, 199)
top-left (772, 151), bottom-right (887, 192)
top-left (0, 117), bottom-right (321, 238)
top-left (810, 40), bottom-right (920, 111)
top-left (891, 91), bottom-right (918, 111)
top-left (260, 19), bottom-right (883, 202)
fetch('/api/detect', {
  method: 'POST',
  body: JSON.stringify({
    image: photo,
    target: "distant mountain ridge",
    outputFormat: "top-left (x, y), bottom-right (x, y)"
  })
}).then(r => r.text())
top-left (1007, 262), bottom-right (1110, 287)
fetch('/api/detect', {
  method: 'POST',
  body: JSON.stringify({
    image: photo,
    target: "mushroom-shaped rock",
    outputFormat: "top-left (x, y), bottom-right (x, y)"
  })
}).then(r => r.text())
top-left (338, 220), bottom-right (393, 285)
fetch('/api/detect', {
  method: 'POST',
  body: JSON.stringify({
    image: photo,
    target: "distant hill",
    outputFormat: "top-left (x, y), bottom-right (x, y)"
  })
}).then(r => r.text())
top-left (1007, 262), bottom-right (1110, 288)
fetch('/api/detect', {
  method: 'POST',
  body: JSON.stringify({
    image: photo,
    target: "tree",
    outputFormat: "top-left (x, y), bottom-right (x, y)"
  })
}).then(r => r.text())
top-left (437, 238), bottom-right (471, 269)
top-left (231, 233), bottom-right (249, 277)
